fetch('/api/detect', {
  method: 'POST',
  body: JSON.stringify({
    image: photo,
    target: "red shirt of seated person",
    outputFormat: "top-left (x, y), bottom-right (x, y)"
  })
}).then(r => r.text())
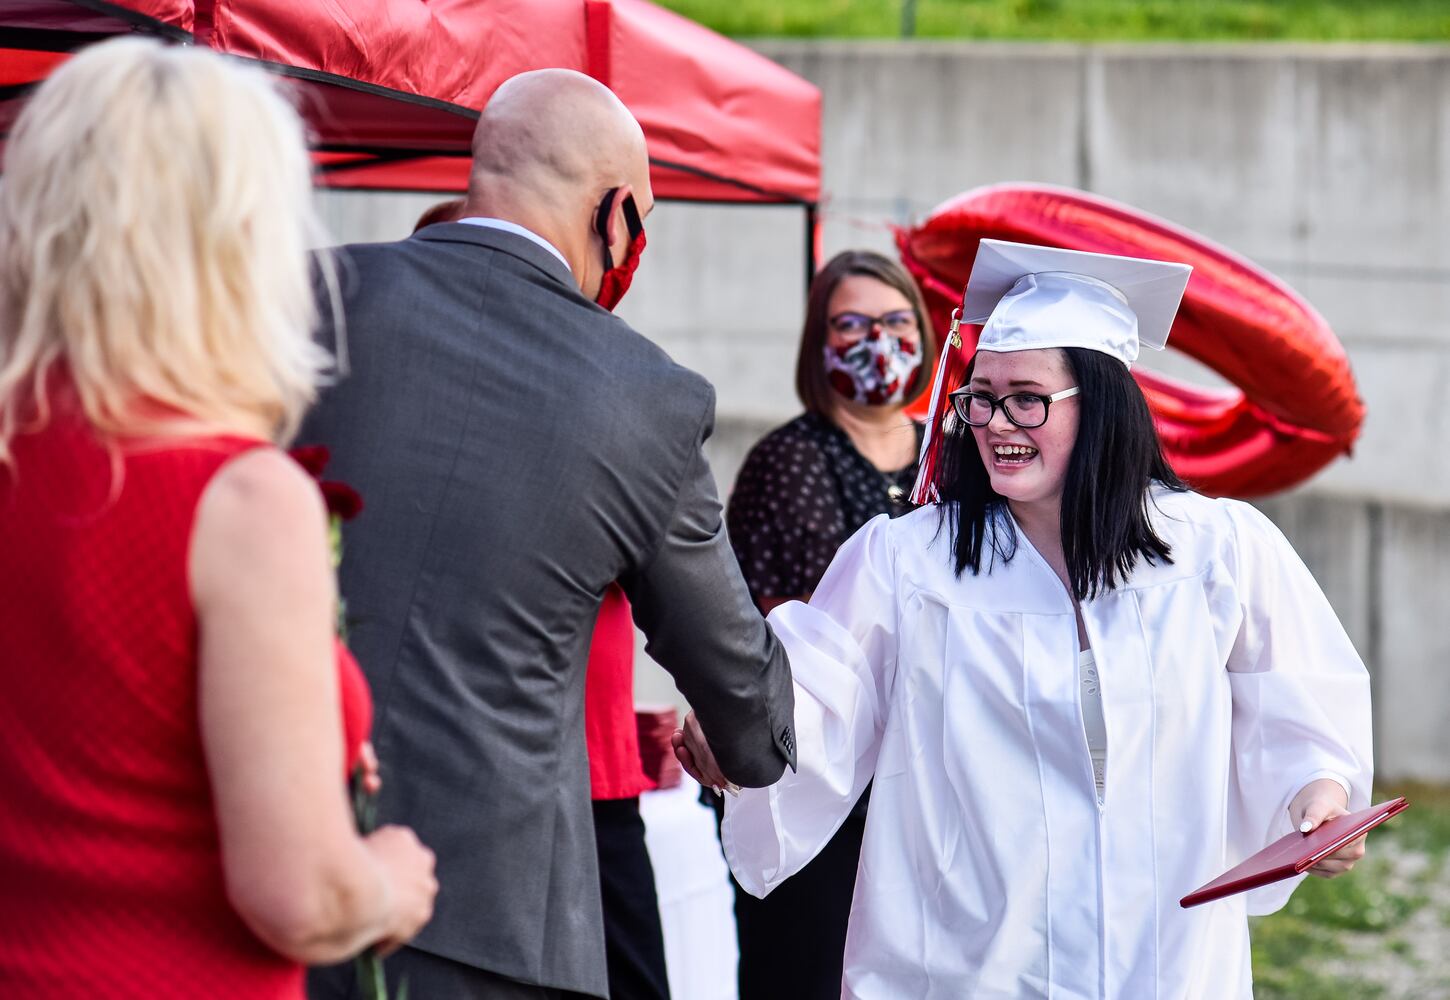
top-left (586, 584), bottom-right (654, 800)
top-left (584, 583), bottom-right (671, 999)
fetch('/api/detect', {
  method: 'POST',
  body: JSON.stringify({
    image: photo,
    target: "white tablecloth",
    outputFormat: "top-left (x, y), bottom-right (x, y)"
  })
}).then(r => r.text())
top-left (641, 776), bottom-right (738, 1000)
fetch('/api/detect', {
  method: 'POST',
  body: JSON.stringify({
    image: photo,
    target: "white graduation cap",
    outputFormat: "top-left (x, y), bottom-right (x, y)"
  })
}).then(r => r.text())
top-left (908, 239), bottom-right (1193, 505)
top-left (965, 239), bottom-right (1193, 367)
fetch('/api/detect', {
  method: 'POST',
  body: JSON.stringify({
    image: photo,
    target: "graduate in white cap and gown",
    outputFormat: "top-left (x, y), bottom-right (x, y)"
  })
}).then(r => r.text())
top-left (674, 240), bottom-right (1374, 999)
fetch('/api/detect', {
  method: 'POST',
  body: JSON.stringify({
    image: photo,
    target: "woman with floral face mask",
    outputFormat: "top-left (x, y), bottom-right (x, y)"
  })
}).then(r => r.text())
top-left (679, 240), bottom-right (1373, 999)
top-left (713, 250), bottom-right (937, 1000)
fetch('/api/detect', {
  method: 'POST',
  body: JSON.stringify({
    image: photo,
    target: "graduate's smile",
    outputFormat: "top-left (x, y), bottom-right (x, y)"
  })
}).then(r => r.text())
top-left (991, 441), bottom-right (1039, 468)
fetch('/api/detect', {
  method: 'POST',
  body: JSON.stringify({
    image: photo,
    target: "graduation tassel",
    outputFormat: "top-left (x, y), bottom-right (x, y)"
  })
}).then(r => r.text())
top-left (909, 307), bottom-right (969, 505)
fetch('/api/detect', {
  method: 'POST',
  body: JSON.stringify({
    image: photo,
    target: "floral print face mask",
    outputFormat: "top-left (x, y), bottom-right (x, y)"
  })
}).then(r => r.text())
top-left (823, 329), bottom-right (921, 407)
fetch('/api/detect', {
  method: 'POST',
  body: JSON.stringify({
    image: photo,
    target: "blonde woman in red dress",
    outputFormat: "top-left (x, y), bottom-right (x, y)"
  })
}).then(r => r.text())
top-left (0, 39), bottom-right (436, 997)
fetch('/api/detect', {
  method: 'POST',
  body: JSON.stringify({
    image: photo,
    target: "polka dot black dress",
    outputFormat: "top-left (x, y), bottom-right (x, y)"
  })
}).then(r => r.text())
top-left (727, 411), bottom-right (920, 602)
top-left (721, 410), bottom-right (921, 1000)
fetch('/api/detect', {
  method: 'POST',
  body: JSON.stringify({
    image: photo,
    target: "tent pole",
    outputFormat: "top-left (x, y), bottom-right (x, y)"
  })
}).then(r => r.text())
top-left (804, 202), bottom-right (819, 293)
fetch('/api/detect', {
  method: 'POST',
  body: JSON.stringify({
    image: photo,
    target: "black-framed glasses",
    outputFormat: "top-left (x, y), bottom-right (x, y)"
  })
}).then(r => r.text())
top-left (828, 310), bottom-right (918, 337)
top-left (948, 386), bottom-right (1080, 428)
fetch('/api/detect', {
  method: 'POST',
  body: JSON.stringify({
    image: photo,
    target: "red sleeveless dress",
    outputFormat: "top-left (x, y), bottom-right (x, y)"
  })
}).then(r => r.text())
top-left (0, 408), bottom-right (372, 998)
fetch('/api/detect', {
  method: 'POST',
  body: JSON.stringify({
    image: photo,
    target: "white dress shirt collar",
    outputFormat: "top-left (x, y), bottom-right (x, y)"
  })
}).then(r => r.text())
top-left (457, 217), bottom-right (571, 275)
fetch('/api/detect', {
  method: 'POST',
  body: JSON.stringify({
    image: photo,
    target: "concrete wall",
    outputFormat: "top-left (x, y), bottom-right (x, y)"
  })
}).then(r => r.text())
top-left (317, 41), bottom-right (1450, 781)
top-left (680, 42), bottom-right (1450, 503)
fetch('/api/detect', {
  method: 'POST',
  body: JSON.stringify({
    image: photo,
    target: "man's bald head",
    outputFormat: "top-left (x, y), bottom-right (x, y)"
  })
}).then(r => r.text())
top-left (464, 69), bottom-right (654, 299)
top-left (468, 69), bottom-right (648, 208)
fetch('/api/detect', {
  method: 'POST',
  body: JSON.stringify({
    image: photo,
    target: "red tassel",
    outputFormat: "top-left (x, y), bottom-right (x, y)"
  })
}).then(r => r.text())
top-left (909, 309), bottom-right (971, 505)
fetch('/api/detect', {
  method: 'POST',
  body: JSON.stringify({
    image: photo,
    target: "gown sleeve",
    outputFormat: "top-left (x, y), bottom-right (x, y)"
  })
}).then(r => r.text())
top-left (721, 513), bottom-right (901, 898)
top-left (1222, 500), bottom-right (1374, 915)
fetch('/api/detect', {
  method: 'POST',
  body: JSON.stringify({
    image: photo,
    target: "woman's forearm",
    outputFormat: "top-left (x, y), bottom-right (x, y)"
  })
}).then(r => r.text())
top-left (226, 830), bottom-right (397, 964)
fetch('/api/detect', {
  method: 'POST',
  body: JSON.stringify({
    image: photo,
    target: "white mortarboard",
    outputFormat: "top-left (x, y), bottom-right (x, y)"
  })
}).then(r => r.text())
top-left (908, 239), bottom-right (1193, 505)
top-left (965, 240), bottom-right (1193, 367)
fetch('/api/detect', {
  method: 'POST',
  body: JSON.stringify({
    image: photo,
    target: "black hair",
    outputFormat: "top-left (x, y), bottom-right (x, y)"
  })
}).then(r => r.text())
top-left (936, 346), bottom-right (1188, 601)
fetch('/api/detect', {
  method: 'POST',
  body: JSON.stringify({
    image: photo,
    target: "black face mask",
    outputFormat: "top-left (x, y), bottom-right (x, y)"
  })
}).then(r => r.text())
top-left (593, 188), bottom-right (645, 311)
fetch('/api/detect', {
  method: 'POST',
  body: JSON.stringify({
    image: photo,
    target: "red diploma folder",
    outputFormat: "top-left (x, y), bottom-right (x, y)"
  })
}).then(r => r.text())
top-left (1180, 797), bottom-right (1409, 908)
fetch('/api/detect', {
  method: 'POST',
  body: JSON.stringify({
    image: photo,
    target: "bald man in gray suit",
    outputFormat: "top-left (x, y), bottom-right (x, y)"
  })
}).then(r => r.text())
top-left (303, 70), bottom-right (795, 999)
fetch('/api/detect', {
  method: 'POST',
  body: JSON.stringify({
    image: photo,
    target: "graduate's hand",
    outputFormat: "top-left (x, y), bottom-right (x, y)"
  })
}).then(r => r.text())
top-left (672, 711), bottom-right (739, 797)
top-left (1290, 778), bottom-right (1365, 878)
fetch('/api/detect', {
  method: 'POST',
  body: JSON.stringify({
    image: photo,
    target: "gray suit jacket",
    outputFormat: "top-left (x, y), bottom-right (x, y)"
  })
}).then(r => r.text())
top-left (299, 223), bottom-right (795, 997)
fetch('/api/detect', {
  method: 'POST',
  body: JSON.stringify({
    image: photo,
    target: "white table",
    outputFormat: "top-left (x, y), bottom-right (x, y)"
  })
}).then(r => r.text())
top-left (641, 776), bottom-right (739, 1000)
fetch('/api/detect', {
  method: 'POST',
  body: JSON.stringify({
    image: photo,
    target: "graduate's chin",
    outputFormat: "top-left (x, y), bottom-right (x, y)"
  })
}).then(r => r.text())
top-left (989, 471), bottom-right (1056, 506)
top-left (988, 463), bottom-right (1034, 487)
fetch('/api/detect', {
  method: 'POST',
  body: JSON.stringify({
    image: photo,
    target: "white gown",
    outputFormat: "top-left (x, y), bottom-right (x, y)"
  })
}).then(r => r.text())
top-left (722, 489), bottom-right (1372, 999)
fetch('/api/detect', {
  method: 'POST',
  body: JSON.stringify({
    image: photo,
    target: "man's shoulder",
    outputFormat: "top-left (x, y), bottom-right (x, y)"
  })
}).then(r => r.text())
top-left (322, 235), bottom-right (714, 412)
top-left (322, 236), bottom-right (441, 292)
top-left (330, 235), bottom-right (423, 262)
top-left (328, 229), bottom-right (526, 273)
top-left (599, 315), bottom-right (715, 410)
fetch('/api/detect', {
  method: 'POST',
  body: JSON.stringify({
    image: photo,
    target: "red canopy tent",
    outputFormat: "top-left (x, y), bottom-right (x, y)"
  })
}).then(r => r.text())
top-left (2, 0), bottom-right (821, 265)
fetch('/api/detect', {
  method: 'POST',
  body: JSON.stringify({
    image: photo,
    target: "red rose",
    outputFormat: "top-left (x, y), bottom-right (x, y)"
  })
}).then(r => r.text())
top-left (320, 480), bottom-right (365, 522)
top-left (288, 445), bottom-right (331, 479)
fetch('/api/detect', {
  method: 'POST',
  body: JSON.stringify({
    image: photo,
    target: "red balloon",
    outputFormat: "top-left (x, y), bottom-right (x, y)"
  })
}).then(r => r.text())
top-left (897, 183), bottom-right (1363, 498)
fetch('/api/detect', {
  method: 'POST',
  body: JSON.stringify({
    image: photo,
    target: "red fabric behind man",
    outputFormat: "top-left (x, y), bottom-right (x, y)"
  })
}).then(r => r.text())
top-left (586, 584), bottom-right (653, 799)
top-left (586, 583), bottom-right (670, 999)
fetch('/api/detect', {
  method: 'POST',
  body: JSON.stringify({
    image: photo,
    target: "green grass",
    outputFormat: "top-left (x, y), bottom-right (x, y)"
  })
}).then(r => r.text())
top-left (656, 0), bottom-right (1450, 42)
top-left (1248, 784), bottom-right (1450, 999)
top-left (1275, 855), bottom-right (1426, 932)
top-left (1379, 782), bottom-right (1450, 861)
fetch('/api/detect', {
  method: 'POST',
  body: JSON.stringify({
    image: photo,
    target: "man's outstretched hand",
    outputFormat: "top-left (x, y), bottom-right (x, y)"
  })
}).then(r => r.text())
top-left (672, 710), bottom-right (739, 796)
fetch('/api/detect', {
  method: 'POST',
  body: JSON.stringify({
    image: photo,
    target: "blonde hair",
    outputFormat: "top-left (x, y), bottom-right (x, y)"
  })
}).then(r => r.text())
top-left (0, 37), bottom-right (333, 464)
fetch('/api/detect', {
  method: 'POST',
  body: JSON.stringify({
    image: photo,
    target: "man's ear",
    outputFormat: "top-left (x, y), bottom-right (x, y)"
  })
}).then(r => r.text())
top-left (603, 184), bottom-right (633, 247)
